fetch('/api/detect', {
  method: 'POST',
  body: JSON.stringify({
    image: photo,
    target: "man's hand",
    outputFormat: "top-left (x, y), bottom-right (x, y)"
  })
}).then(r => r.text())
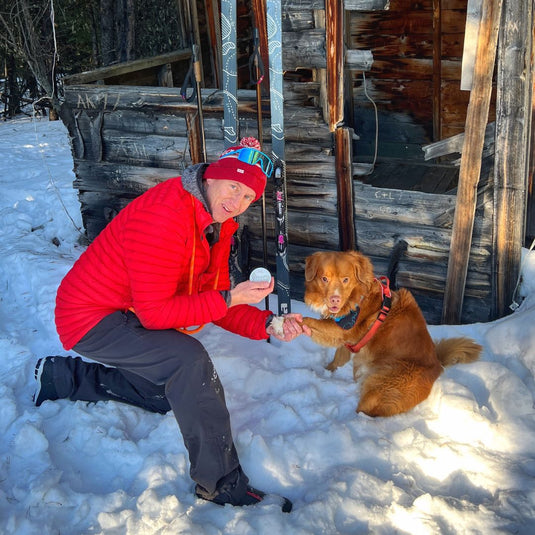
top-left (228, 279), bottom-right (311, 341)
top-left (267, 313), bottom-right (311, 342)
top-left (229, 277), bottom-right (275, 306)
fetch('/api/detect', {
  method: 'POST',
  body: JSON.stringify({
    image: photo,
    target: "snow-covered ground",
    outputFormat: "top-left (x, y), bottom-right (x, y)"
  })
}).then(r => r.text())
top-left (1, 116), bottom-right (535, 534)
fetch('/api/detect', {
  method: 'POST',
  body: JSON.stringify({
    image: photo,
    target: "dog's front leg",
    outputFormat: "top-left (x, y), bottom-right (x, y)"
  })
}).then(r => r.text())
top-left (326, 345), bottom-right (352, 371)
top-left (302, 317), bottom-right (350, 347)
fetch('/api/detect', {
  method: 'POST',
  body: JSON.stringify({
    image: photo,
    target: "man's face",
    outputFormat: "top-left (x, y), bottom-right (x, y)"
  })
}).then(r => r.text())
top-left (204, 178), bottom-right (256, 223)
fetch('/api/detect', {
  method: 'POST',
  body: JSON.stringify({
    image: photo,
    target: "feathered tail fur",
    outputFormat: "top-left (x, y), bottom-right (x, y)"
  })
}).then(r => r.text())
top-left (435, 337), bottom-right (482, 367)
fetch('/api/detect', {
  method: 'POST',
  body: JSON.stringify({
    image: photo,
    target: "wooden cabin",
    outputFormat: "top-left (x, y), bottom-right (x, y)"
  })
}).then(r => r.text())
top-left (59, 0), bottom-right (534, 325)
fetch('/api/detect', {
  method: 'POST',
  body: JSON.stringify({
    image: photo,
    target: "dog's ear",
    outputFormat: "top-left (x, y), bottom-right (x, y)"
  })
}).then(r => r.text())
top-left (349, 251), bottom-right (374, 288)
top-left (305, 252), bottom-right (322, 282)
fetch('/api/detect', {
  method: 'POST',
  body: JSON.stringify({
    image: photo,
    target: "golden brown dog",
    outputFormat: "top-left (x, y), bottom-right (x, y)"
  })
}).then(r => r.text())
top-left (302, 250), bottom-right (481, 417)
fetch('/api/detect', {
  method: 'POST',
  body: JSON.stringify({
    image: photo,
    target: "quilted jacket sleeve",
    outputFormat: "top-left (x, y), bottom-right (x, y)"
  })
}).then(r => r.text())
top-left (214, 305), bottom-right (272, 340)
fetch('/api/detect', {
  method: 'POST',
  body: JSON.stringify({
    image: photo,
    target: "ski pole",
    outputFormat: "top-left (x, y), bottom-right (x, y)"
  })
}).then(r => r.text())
top-left (192, 44), bottom-right (207, 162)
top-left (180, 1), bottom-right (207, 163)
top-left (250, 27), bottom-right (269, 310)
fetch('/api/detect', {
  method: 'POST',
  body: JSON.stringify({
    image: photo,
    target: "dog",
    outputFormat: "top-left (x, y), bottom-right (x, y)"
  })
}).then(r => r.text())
top-left (302, 250), bottom-right (482, 417)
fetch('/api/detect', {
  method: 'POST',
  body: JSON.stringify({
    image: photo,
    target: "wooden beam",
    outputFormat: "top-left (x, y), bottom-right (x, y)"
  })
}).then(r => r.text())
top-left (344, 50), bottom-right (373, 70)
top-left (432, 0), bottom-right (442, 141)
top-left (326, 1), bottom-right (355, 249)
top-left (493, 0), bottom-right (534, 317)
top-left (325, 0), bottom-right (345, 131)
top-left (343, 0), bottom-right (389, 9)
top-left (461, 0), bottom-right (483, 90)
top-left (282, 0), bottom-right (388, 9)
top-left (422, 122), bottom-right (495, 161)
top-left (335, 127), bottom-right (356, 250)
top-left (63, 49), bottom-right (191, 85)
top-left (527, 35), bottom-right (535, 242)
top-left (441, 0), bottom-right (503, 324)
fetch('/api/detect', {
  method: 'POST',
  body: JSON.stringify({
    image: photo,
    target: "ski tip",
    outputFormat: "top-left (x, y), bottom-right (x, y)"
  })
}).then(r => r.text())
top-left (282, 497), bottom-right (293, 513)
top-left (263, 493), bottom-right (293, 513)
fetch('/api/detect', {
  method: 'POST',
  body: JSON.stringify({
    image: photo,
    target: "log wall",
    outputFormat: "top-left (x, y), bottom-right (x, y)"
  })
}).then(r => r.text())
top-left (58, 0), bottom-right (499, 325)
top-left (61, 79), bottom-right (494, 324)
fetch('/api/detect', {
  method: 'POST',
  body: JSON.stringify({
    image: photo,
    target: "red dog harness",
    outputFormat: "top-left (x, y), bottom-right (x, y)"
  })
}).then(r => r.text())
top-left (345, 276), bottom-right (392, 353)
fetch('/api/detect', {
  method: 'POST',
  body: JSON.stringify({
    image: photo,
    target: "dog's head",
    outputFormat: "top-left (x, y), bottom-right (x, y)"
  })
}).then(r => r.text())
top-left (304, 251), bottom-right (374, 317)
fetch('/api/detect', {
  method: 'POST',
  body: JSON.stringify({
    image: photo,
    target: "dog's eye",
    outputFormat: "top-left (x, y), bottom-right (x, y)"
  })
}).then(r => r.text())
top-left (342, 277), bottom-right (349, 284)
top-left (321, 276), bottom-right (329, 283)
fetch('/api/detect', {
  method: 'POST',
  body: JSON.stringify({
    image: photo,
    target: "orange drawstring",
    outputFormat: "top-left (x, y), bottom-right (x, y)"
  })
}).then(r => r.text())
top-left (130, 194), bottom-right (220, 335)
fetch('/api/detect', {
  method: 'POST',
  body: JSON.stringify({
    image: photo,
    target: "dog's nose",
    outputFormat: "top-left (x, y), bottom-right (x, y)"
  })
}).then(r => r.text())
top-left (329, 295), bottom-right (341, 306)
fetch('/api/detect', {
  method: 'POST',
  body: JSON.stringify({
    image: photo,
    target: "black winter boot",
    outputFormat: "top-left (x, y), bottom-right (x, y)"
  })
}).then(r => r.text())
top-left (33, 356), bottom-right (171, 413)
top-left (33, 357), bottom-right (59, 406)
top-left (195, 466), bottom-right (292, 512)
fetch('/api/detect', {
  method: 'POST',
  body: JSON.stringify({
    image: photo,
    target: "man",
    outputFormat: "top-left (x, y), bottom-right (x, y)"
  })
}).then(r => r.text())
top-left (34, 140), bottom-right (309, 511)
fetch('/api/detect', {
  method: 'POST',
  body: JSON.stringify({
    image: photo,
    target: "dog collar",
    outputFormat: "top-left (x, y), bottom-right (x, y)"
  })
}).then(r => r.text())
top-left (345, 277), bottom-right (392, 353)
top-left (333, 307), bottom-right (360, 330)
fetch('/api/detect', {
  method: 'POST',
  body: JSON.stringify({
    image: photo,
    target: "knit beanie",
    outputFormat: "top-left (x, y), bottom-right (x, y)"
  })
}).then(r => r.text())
top-left (203, 137), bottom-right (268, 201)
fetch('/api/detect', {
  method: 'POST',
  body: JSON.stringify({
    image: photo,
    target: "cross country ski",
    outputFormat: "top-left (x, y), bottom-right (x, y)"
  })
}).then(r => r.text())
top-left (221, 0), bottom-right (239, 148)
top-left (266, 0), bottom-right (291, 315)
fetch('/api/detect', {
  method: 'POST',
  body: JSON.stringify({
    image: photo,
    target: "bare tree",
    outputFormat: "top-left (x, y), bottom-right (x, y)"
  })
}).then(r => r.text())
top-left (0, 0), bottom-right (56, 99)
top-left (0, 0), bottom-right (188, 118)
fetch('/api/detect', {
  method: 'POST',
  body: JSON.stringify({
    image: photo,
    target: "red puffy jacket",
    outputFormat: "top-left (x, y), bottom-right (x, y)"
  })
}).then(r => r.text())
top-left (55, 177), bottom-right (272, 350)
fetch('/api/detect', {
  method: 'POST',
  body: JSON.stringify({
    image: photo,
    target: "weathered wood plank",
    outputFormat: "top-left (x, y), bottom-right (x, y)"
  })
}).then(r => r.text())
top-left (354, 183), bottom-right (456, 226)
top-left (282, 11), bottom-right (315, 32)
top-left (63, 49), bottom-right (192, 85)
top-left (335, 127), bottom-right (356, 249)
top-left (242, 208), bottom-right (340, 248)
top-left (460, 0), bottom-right (482, 90)
top-left (102, 110), bottom-right (189, 136)
top-left (343, 0), bottom-right (390, 10)
top-left (350, 11), bottom-right (434, 36)
top-left (432, 0), bottom-right (442, 141)
top-left (281, 0), bottom-right (390, 9)
top-left (345, 50), bottom-right (374, 70)
top-left (355, 219), bottom-right (492, 259)
top-left (422, 122), bottom-right (495, 161)
top-left (326, 0), bottom-right (345, 130)
top-left (442, 0), bottom-right (502, 323)
top-left (282, 29), bottom-right (326, 69)
top-left (96, 129), bottom-right (334, 169)
top-left (63, 85), bottom-right (254, 114)
top-left (73, 160), bottom-right (180, 195)
top-left (99, 109), bottom-right (330, 145)
top-left (493, 0), bottom-right (534, 317)
top-left (72, 111), bottom-right (104, 161)
top-left (63, 85), bottom-right (332, 144)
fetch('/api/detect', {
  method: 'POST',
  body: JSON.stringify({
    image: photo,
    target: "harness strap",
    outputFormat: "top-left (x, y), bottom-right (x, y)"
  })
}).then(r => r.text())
top-left (345, 276), bottom-right (392, 353)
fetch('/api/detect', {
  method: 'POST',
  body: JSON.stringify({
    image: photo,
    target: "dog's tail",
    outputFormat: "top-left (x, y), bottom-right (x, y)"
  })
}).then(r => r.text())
top-left (434, 337), bottom-right (482, 367)
top-left (387, 238), bottom-right (408, 290)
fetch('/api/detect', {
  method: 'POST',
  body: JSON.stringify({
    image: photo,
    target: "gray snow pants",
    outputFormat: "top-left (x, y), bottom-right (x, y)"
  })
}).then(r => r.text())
top-left (68, 310), bottom-right (242, 495)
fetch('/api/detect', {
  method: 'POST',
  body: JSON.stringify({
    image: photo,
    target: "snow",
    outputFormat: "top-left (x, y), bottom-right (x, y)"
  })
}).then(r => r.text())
top-left (1, 115), bottom-right (535, 534)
